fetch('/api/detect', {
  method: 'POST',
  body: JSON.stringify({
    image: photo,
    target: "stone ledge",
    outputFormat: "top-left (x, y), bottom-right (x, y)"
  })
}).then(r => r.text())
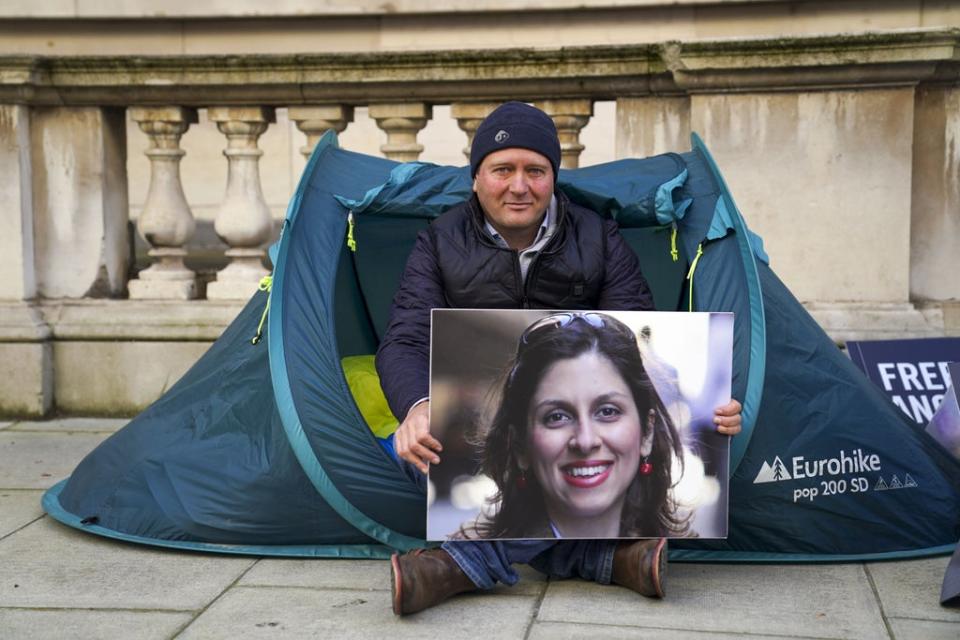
top-left (672, 29), bottom-right (960, 69)
top-left (804, 301), bottom-right (956, 345)
top-left (0, 0), bottom-right (777, 20)
top-left (5, 298), bottom-right (958, 345)
top-left (2, 29), bottom-right (959, 105)
top-left (35, 299), bottom-right (246, 341)
top-left (667, 31), bottom-right (960, 91)
top-left (0, 299), bottom-right (246, 343)
top-left (0, 302), bottom-right (51, 342)
top-left (2, 297), bottom-right (958, 416)
top-left (53, 340), bottom-right (214, 414)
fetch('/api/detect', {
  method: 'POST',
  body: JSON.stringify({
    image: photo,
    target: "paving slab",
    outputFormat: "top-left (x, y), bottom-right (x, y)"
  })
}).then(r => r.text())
top-left (0, 421), bottom-right (12, 430)
top-left (0, 431), bottom-right (108, 489)
top-left (0, 517), bottom-right (255, 610)
top-left (0, 490), bottom-right (43, 539)
top-left (240, 557), bottom-right (545, 596)
top-left (9, 418), bottom-right (130, 433)
top-left (0, 608), bottom-right (192, 640)
top-left (868, 556), bottom-right (960, 623)
top-left (178, 585), bottom-right (538, 639)
top-left (528, 621), bottom-right (797, 640)
top-left (240, 558), bottom-right (391, 591)
top-left (887, 617), bottom-right (960, 640)
top-left (538, 563), bottom-right (887, 639)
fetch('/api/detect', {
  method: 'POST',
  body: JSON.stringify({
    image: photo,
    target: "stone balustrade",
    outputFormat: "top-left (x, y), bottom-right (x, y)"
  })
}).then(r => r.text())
top-left (128, 106), bottom-right (199, 300)
top-left (2, 29), bottom-right (960, 415)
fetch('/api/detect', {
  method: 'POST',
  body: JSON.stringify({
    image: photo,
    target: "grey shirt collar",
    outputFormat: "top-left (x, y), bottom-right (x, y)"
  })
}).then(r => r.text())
top-left (484, 195), bottom-right (558, 282)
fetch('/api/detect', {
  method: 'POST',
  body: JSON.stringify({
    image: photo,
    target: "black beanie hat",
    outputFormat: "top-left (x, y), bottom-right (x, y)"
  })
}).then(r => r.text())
top-left (470, 102), bottom-right (561, 179)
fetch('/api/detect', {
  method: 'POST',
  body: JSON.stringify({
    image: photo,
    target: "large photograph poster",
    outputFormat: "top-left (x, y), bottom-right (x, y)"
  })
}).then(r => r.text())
top-left (427, 309), bottom-right (733, 541)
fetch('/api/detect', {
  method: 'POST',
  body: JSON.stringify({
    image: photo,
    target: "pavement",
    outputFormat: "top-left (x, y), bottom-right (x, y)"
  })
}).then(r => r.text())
top-left (1, 417), bottom-right (959, 640)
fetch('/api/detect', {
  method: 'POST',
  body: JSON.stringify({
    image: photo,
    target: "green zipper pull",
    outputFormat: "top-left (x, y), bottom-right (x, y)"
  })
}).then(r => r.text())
top-left (347, 212), bottom-right (357, 252)
top-left (686, 243), bottom-right (704, 312)
top-left (670, 223), bottom-right (679, 263)
top-left (251, 275), bottom-right (273, 345)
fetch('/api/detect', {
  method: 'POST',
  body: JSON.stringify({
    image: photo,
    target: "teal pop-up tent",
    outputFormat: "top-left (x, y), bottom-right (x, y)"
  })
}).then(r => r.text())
top-left (43, 132), bottom-right (960, 561)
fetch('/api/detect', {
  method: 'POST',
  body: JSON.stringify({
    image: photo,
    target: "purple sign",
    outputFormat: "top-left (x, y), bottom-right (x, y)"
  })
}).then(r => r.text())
top-left (926, 363), bottom-right (960, 459)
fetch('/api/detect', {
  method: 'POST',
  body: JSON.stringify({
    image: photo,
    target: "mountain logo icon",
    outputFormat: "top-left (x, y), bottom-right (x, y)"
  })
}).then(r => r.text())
top-left (754, 456), bottom-right (792, 483)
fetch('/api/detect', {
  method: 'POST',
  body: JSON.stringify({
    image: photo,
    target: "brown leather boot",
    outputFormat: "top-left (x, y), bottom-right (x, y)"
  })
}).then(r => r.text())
top-left (390, 548), bottom-right (477, 615)
top-left (611, 537), bottom-right (666, 598)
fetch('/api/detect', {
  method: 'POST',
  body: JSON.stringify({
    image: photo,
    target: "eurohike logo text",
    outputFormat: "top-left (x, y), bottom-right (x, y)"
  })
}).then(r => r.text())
top-left (752, 449), bottom-right (915, 503)
top-left (755, 449), bottom-right (880, 483)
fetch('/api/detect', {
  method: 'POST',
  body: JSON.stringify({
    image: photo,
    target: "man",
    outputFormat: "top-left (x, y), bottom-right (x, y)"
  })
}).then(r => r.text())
top-left (376, 102), bottom-right (741, 615)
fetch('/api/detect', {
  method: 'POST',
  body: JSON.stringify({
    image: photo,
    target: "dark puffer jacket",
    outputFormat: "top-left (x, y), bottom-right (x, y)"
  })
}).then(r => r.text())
top-left (375, 191), bottom-right (654, 420)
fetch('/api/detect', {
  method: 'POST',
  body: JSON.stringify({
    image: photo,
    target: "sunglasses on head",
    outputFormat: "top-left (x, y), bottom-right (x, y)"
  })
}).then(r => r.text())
top-left (519, 312), bottom-right (610, 346)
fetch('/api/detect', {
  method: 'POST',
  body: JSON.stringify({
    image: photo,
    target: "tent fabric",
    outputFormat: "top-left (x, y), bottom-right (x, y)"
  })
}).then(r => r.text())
top-left (672, 261), bottom-right (960, 560)
top-left (45, 291), bottom-right (392, 557)
top-left (43, 131), bottom-right (960, 562)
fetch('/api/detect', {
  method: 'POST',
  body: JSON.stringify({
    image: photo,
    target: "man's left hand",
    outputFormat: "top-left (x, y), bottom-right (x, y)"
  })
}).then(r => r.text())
top-left (713, 399), bottom-right (742, 436)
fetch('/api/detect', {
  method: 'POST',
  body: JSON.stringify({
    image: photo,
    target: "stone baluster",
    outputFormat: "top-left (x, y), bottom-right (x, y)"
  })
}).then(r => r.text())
top-left (369, 103), bottom-right (432, 162)
top-left (206, 107), bottom-right (276, 300)
top-left (537, 99), bottom-right (594, 169)
top-left (289, 105), bottom-right (354, 159)
top-left (128, 107), bottom-right (199, 300)
top-left (451, 102), bottom-right (499, 160)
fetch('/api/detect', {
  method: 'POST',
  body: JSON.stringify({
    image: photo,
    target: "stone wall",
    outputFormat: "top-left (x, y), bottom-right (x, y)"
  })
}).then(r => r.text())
top-left (1, 7), bottom-right (960, 414)
top-left (1, 1), bottom-right (958, 54)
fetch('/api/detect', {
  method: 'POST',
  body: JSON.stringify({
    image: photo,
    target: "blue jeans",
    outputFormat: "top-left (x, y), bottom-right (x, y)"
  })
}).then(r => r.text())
top-left (442, 538), bottom-right (617, 590)
top-left (383, 434), bottom-right (618, 590)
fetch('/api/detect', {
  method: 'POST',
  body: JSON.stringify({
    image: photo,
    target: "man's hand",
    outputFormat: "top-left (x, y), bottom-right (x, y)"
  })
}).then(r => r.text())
top-left (395, 401), bottom-right (443, 474)
top-left (713, 399), bottom-right (742, 436)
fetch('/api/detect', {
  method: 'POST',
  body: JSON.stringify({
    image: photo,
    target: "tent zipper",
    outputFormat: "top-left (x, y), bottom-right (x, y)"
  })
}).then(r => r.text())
top-left (670, 223), bottom-right (679, 262)
top-left (250, 276), bottom-right (273, 345)
top-left (686, 243), bottom-right (704, 312)
top-left (346, 212), bottom-right (357, 252)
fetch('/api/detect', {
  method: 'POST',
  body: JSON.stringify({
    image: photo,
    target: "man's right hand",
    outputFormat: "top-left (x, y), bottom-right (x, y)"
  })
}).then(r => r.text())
top-left (395, 400), bottom-right (442, 475)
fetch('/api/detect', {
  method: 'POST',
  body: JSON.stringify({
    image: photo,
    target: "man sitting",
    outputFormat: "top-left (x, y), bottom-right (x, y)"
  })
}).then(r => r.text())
top-left (376, 101), bottom-right (742, 615)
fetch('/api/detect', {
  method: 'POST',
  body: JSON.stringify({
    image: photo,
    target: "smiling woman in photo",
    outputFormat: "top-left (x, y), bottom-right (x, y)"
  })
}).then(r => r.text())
top-left (458, 312), bottom-right (688, 539)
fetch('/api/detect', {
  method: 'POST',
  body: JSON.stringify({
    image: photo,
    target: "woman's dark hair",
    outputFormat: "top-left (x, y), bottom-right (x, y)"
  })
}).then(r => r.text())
top-left (471, 312), bottom-right (688, 538)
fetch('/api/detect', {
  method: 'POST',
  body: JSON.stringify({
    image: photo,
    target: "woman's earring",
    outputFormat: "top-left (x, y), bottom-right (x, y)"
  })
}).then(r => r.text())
top-left (638, 409), bottom-right (656, 476)
top-left (639, 456), bottom-right (653, 476)
top-left (516, 469), bottom-right (528, 490)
